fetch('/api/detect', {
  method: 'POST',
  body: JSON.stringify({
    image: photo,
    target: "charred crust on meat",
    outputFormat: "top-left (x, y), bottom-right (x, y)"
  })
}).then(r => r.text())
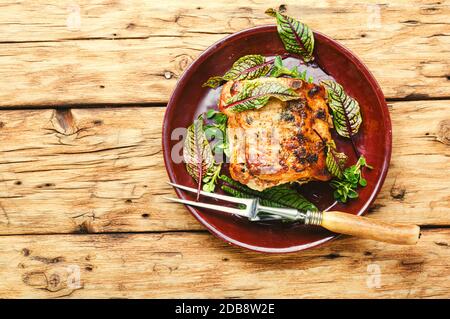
top-left (306, 153), bottom-right (318, 164)
top-left (285, 141), bottom-right (298, 150)
top-left (238, 164), bottom-right (247, 173)
top-left (298, 108), bottom-right (307, 119)
top-left (293, 147), bottom-right (307, 161)
top-left (222, 77), bottom-right (333, 190)
top-left (287, 99), bottom-right (306, 111)
top-left (316, 140), bottom-right (326, 149)
top-left (305, 100), bottom-right (313, 111)
top-left (315, 108), bottom-right (326, 120)
top-left (308, 85), bottom-right (321, 98)
top-left (291, 80), bottom-right (303, 89)
top-left (278, 158), bottom-right (289, 170)
top-left (280, 110), bottom-right (295, 122)
top-left (296, 132), bottom-right (307, 143)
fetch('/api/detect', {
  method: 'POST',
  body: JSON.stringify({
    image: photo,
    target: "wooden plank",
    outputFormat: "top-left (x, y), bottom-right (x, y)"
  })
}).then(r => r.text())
top-left (0, 229), bottom-right (448, 298)
top-left (370, 101), bottom-right (450, 225)
top-left (1, 1), bottom-right (447, 42)
top-left (0, 0), bottom-right (448, 107)
top-left (0, 101), bottom-right (448, 235)
top-left (0, 107), bottom-right (202, 234)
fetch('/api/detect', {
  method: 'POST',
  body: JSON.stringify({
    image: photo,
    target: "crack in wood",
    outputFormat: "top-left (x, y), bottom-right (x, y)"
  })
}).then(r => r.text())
top-left (0, 202), bottom-right (10, 225)
top-left (30, 255), bottom-right (65, 264)
top-left (434, 241), bottom-right (449, 247)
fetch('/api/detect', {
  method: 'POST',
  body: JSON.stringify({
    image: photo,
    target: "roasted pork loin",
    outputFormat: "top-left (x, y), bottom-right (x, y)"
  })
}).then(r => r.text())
top-left (219, 77), bottom-right (333, 191)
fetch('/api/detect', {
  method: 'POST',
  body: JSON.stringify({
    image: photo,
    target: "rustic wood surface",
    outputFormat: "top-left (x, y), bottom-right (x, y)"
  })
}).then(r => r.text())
top-left (0, 0), bottom-right (449, 298)
top-left (0, 229), bottom-right (449, 298)
top-left (0, 0), bottom-right (448, 107)
top-left (0, 102), bottom-right (448, 236)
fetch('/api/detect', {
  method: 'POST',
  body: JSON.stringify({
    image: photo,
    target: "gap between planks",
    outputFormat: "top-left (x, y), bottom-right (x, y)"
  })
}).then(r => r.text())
top-left (2, 228), bottom-right (449, 298)
top-left (0, 102), bottom-right (167, 111)
top-left (0, 224), bottom-right (447, 239)
top-left (0, 32), bottom-right (234, 45)
top-left (0, 0), bottom-right (447, 106)
top-left (0, 97), bottom-right (449, 111)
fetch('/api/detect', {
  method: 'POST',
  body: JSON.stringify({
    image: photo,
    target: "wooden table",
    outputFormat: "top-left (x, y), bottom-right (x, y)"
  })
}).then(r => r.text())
top-left (0, 0), bottom-right (448, 299)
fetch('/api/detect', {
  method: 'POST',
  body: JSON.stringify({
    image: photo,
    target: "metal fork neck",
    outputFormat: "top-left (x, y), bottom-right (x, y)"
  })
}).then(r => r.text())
top-left (304, 211), bottom-right (323, 226)
top-left (254, 201), bottom-right (324, 224)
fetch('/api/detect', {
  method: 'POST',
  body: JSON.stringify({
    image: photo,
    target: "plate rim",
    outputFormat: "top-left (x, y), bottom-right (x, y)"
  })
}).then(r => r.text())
top-left (162, 25), bottom-right (392, 253)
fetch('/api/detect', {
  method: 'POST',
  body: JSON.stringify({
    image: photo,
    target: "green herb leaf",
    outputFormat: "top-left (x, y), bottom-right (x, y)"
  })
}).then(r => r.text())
top-left (347, 189), bottom-right (359, 199)
top-left (202, 164), bottom-right (222, 193)
top-left (219, 175), bottom-right (318, 212)
top-left (204, 125), bottom-right (221, 140)
top-left (265, 8), bottom-right (315, 62)
top-left (359, 177), bottom-right (367, 187)
top-left (202, 76), bottom-right (224, 89)
top-left (224, 78), bottom-right (300, 113)
top-left (202, 55), bottom-right (272, 88)
top-left (270, 56), bottom-right (298, 78)
top-left (325, 141), bottom-right (348, 179)
top-left (206, 109), bottom-right (218, 119)
top-left (329, 155), bottom-right (371, 203)
top-left (204, 109), bottom-right (229, 161)
top-left (212, 112), bottom-right (228, 126)
top-left (322, 80), bottom-right (362, 139)
top-left (269, 56), bottom-right (314, 83)
top-left (183, 115), bottom-right (218, 197)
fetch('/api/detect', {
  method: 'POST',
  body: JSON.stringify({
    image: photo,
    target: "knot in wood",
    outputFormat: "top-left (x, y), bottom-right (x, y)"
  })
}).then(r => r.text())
top-left (175, 54), bottom-right (194, 74)
top-left (390, 183), bottom-right (406, 200)
top-left (436, 119), bottom-right (450, 145)
top-left (51, 108), bottom-right (78, 135)
top-left (48, 273), bottom-right (62, 291)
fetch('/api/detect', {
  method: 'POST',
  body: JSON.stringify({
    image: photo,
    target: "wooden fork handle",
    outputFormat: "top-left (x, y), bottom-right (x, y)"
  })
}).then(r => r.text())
top-left (320, 211), bottom-right (420, 245)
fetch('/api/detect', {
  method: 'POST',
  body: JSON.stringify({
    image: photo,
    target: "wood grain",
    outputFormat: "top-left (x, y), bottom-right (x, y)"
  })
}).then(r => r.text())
top-left (0, 107), bottom-right (202, 234)
top-left (0, 0), bottom-right (448, 107)
top-left (0, 229), bottom-right (448, 298)
top-left (0, 101), bottom-right (448, 235)
top-left (0, 0), bottom-right (448, 300)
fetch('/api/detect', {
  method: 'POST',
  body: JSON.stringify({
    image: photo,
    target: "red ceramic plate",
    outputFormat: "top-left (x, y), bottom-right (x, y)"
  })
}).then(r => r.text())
top-left (162, 25), bottom-right (391, 253)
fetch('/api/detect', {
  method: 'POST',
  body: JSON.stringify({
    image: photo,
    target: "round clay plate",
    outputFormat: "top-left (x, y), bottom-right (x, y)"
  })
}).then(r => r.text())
top-left (162, 25), bottom-right (391, 253)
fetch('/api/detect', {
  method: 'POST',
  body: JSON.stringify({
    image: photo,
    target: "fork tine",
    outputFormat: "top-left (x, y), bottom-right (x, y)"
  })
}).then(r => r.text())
top-left (167, 181), bottom-right (252, 205)
top-left (164, 197), bottom-right (250, 218)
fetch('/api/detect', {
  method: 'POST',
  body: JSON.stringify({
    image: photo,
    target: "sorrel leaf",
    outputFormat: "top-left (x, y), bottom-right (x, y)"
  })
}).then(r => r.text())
top-left (322, 80), bottom-right (362, 139)
top-left (183, 116), bottom-right (217, 197)
top-left (203, 54), bottom-right (272, 88)
top-left (224, 78), bottom-right (299, 113)
top-left (325, 141), bottom-right (348, 179)
top-left (265, 8), bottom-right (315, 62)
top-left (269, 56), bottom-right (314, 83)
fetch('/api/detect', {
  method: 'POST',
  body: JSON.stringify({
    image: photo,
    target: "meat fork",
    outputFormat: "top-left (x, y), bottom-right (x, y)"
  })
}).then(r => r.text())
top-left (165, 182), bottom-right (420, 245)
